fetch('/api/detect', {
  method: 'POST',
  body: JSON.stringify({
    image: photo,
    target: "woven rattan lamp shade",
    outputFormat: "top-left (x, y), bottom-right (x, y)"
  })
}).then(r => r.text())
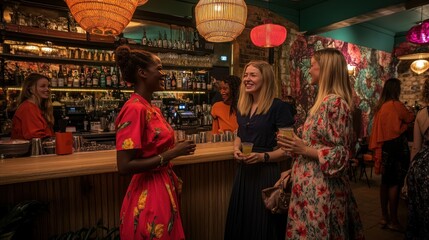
top-left (65, 0), bottom-right (138, 36)
top-left (195, 0), bottom-right (247, 42)
top-left (137, 0), bottom-right (148, 6)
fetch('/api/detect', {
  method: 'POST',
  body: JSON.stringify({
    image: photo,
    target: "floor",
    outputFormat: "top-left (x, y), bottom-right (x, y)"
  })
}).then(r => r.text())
top-left (351, 169), bottom-right (407, 240)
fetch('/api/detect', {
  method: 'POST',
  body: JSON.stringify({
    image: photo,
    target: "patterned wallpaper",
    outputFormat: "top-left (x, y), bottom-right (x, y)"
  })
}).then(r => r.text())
top-left (286, 35), bottom-right (394, 138)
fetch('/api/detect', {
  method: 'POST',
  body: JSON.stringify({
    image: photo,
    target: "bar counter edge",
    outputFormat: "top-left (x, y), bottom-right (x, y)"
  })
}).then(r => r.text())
top-left (0, 141), bottom-right (234, 185)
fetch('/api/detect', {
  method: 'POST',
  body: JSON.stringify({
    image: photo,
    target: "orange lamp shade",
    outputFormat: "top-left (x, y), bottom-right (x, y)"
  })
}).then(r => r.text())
top-left (250, 24), bottom-right (287, 48)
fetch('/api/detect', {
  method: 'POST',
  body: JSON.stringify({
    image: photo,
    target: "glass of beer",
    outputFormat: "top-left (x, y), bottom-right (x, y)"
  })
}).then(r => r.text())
top-left (241, 142), bottom-right (254, 156)
top-left (279, 127), bottom-right (294, 139)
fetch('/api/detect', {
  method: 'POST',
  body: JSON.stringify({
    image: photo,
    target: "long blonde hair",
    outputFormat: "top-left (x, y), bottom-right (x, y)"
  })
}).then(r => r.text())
top-left (309, 48), bottom-right (353, 116)
top-left (237, 61), bottom-right (278, 116)
top-left (17, 73), bottom-right (54, 127)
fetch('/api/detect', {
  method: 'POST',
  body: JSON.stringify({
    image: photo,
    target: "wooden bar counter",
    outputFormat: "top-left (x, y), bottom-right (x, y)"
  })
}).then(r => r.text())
top-left (0, 142), bottom-right (236, 240)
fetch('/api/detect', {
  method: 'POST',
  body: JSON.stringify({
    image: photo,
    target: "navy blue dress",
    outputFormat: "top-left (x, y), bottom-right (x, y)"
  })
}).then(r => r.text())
top-left (224, 98), bottom-right (294, 240)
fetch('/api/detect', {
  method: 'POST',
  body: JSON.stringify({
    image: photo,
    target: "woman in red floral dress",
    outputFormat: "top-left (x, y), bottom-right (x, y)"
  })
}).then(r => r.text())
top-left (277, 48), bottom-right (364, 239)
top-left (115, 45), bottom-right (196, 240)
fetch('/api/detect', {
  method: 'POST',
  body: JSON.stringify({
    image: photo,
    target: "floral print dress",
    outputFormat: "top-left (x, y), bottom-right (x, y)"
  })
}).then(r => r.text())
top-left (116, 93), bottom-right (184, 240)
top-left (286, 94), bottom-right (364, 240)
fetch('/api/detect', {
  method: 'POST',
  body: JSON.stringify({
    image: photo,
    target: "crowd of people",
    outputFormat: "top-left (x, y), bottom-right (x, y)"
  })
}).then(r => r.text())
top-left (8, 44), bottom-right (428, 239)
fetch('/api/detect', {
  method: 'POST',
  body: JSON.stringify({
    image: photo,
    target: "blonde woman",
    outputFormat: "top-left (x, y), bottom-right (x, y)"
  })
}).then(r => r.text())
top-left (224, 61), bottom-right (295, 240)
top-left (11, 73), bottom-right (54, 140)
top-left (277, 48), bottom-right (364, 239)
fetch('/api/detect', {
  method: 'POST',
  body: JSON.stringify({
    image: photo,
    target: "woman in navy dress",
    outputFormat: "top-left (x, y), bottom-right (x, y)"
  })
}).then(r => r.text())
top-left (224, 60), bottom-right (294, 240)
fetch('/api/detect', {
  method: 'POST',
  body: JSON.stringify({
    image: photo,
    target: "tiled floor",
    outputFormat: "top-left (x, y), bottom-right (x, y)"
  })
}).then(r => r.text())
top-left (351, 171), bottom-right (407, 240)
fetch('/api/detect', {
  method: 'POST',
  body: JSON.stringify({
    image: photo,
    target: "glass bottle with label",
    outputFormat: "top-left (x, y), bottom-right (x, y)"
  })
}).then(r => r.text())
top-left (141, 28), bottom-right (147, 46)
top-left (57, 65), bottom-right (65, 87)
top-left (111, 67), bottom-right (118, 88)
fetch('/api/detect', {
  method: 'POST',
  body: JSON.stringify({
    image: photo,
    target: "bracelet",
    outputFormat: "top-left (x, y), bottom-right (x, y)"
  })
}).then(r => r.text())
top-left (158, 154), bottom-right (165, 166)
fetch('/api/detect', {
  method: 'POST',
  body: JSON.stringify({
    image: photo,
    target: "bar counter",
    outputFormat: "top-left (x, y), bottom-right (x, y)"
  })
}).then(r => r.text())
top-left (0, 142), bottom-right (236, 240)
top-left (0, 142), bottom-right (234, 185)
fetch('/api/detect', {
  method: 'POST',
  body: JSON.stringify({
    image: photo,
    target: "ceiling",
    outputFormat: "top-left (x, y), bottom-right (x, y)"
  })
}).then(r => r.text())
top-left (137, 0), bottom-right (429, 51)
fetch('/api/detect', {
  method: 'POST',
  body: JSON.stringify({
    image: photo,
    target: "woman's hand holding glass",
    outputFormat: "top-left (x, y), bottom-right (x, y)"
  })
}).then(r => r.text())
top-left (173, 140), bottom-right (196, 156)
top-left (277, 131), bottom-right (307, 156)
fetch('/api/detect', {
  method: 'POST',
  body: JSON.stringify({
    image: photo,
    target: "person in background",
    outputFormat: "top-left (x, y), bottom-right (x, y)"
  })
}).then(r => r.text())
top-left (211, 75), bottom-right (241, 134)
top-left (11, 73), bottom-right (54, 140)
top-left (369, 78), bottom-right (414, 232)
top-left (406, 78), bottom-right (429, 239)
top-left (277, 48), bottom-right (364, 239)
top-left (115, 45), bottom-right (196, 240)
top-left (224, 60), bottom-right (294, 240)
top-left (209, 76), bottom-right (223, 104)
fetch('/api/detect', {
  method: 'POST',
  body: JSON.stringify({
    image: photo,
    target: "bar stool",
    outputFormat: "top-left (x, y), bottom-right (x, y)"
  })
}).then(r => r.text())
top-left (359, 152), bottom-right (374, 188)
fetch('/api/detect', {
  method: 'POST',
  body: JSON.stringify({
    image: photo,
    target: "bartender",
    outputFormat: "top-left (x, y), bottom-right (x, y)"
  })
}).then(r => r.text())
top-left (211, 75), bottom-right (241, 134)
top-left (11, 73), bottom-right (54, 140)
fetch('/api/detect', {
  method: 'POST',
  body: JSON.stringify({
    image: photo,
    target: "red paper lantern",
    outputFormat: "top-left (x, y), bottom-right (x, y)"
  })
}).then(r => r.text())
top-left (250, 23), bottom-right (287, 47)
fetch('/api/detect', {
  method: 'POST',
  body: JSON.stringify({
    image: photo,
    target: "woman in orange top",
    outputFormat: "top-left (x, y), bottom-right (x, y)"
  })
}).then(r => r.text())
top-left (11, 73), bottom-right (54, 140)
top-left (211, 75), bottom-right (241, 134)
top-left (369, 78), bottom-right (414, 231)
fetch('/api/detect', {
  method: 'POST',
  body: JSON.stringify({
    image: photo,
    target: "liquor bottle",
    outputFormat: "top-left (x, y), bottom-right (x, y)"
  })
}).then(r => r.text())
top-left (201, 75), bottom-right (206, 90)
top-left (163, 31), bottom-right (168, 48)
top-left (57, 65), bottom-right (65, 87)
top-left (176, 71), bottom-right (183, 89)
top-left (92, 68), bottom-right (99, 87)
top-left (79, 67), bottom-right (85, 87)
top-left (106, 67), bottom-right (112, 87)
top-left (186, 73), bottom-right (193, 90)
top-left (67, 68), bottom-right (73, 87)
top-left (158, 31), bottom-right (163, 48)
top-left (111, 67), bottom-right (118, 88)
top-left (141, 28), bottom-right (148, 46)
top-left (72, 69), bottom-right (80, 87)
top-left (196, 75), bottom-right (202, 90)
top-left (51, 70), bottom-right (58, 87)
top-left (86, 67), bottom-right (92, 87)
top-left (171, 72), bottom-right (177, 90)
top-left (165, 71), bottom-right (171, 90)
top-left (194, 29), bottom-right (200, 50)
top-left (100, 67), bottom-right (106, 88)
top-left (192, 75), bottom-right (197, 90)
top-left (13, 64), bottom-right (22, 86)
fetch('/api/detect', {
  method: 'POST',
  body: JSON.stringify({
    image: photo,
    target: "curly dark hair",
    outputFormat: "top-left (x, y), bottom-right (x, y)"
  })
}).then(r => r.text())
top-left (222, 75), bottom-right (241, 115)
top-left (115, 45), bottom-right (156, 84)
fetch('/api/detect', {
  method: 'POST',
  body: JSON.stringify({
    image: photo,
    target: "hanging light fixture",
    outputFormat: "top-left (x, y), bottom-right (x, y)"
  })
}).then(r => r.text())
top-left (250, 19), bottom-right (287, 47)
top-left (137, 0), bottom-right (148, 6)
top-left (65, 0), bottom-right (139, 36)
top-left (410, 59), bottom-right (429, 74)
top-left (195, 0), bottom-right (247, 43)
top-left (407, 7), bottom-right (429, 44)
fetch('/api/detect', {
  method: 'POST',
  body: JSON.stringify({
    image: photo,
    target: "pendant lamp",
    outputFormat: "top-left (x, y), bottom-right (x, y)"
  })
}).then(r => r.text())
top-left (407, 7), bottom-right (429, 44)
top-left (195, 0), bottom-right (247, 43)
top-left (65, 0), bottom-right (139, 36)
top-left (410, 59), bottom-right (429, 74)
top-left (250, 20), bottom-right (287, 47)
top-left (137, 0), bottom-right (148, 5)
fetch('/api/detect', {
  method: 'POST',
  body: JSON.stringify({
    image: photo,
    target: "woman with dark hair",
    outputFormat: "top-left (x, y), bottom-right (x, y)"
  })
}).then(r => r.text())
top-left (406, 78), bottom-right (429, 239)
top-left (11, 73), bottom-right (54, 140)
top-left (211, 75), bottom-right (241, 134)
top-left (115, 45), bottom-right (196, 240)
top-left (369, 78), bottom-right (414, 232)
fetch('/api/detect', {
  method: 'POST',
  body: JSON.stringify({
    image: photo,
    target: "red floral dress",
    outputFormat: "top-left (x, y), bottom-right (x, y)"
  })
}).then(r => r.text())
top-left (286, 94), bottom-right (364, 240)
top-left (116, 93), bottom-right (184, 240)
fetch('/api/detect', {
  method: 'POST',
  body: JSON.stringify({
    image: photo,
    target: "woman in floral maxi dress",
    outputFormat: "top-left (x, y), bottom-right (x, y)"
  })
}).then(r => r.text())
top-left (277, 48), bottom-right (364, 239)
top-left (115, 45), bottom-right (196, 240)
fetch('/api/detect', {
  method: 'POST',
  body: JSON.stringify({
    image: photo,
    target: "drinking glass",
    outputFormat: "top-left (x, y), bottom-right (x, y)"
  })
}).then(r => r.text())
top-left (241, 142), bottom-right (253, 156)
top-left (279, 127), bottom-right (294, 139)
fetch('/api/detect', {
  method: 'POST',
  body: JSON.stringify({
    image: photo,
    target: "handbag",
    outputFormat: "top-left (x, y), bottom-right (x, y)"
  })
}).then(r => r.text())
top-left (261, 169), bottom-right (292, 214)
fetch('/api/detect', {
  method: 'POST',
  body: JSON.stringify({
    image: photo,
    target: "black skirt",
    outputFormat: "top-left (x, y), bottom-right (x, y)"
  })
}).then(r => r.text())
top-left (224, 162), bottom-right (287, 240)
top-left (381, 133), bottom-right (410, 186)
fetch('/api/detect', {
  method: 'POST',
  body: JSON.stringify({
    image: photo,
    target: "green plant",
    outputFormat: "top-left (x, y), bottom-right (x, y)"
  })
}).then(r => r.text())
top-left (49, 219), bottom-right (119, 240)
top-left (0, 200), bottom-right (48, 240)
